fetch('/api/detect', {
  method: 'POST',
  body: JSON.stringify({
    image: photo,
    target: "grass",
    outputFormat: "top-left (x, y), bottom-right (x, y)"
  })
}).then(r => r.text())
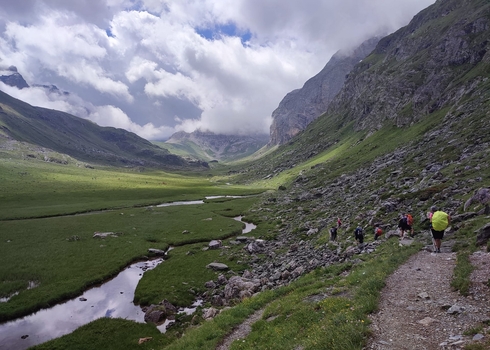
top-left (0, 155), bottom-right (266, 220)
top-left (0, 200), bottom-right (253, 320)
top-left (30, 318), bottom-right (168, 350)
top-left (0, 157), bottom-right (265, 322)
top-left (162, 238), bottom-right (421, 350)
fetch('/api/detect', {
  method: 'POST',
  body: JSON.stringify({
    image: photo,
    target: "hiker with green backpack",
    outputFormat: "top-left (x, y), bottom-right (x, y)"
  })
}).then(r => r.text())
top-left (429, 206), bottom-right (450, 253)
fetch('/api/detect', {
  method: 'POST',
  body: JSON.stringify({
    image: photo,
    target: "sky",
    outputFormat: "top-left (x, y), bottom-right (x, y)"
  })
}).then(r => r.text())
top-left (0, 0), bottom-right (435, 141)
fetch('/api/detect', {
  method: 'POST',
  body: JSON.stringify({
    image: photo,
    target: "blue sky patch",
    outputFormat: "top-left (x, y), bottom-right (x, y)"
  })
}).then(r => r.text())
top-left (196, 22), bottom-right (252, 45)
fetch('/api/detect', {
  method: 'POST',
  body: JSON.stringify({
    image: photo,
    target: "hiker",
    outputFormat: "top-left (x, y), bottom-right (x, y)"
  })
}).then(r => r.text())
top-left (329, 226), bottom-right (337, 241)
top-left (430, 206), bottom-right (450, 253)
top-left (397, 213), bottom-right (413, 239)
top-left (354, 225), bottom-right (364, 244)
top-left (337, 217), bottom-right (342, 228)
top-left (374, 225), bottom-right (383, 241)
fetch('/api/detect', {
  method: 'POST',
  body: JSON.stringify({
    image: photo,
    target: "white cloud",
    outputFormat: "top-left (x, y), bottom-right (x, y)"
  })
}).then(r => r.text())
top-left (89, 105), bottom-right (175, 139)
top-left (0, 0), bottom-right (436, 140)
top-left (3, 12), bottom-right (133, 101)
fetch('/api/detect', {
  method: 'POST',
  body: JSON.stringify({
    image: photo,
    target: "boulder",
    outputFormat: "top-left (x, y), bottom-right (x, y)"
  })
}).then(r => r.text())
top-left (209, 240), bottom-right (222, 249)
top-left (202, 307), bottom-right (220, 320)
top-left (206, 262), bottom-right (229, 271)
top-left (475, 223), bottom-right (490, 246)
top-left (143, 300), bottom-right (177, 324)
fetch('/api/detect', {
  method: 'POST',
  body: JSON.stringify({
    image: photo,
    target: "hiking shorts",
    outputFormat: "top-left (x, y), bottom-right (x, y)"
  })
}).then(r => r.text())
top-left (431, 228), bottom-right (445, 240)
top-left (400, 223), bottom-right (411, 231)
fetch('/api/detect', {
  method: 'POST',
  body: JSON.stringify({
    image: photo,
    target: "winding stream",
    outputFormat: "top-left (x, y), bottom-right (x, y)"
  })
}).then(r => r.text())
top-left (0, 198), bottom-right (256, 350)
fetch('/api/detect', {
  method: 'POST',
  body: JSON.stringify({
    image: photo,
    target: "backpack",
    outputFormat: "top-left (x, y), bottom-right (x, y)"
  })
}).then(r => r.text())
top-left (375, 227), bottom-right (383, 236)
top-left (432, 211), bottom-right (449, 231)
top-left (406, 214), bottom-right (413, 226)
top-left (355, 227), bottom-right (363, 236)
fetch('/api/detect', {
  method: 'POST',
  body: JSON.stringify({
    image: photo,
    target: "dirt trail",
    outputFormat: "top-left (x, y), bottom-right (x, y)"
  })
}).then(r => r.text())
top-left (215, 242), bottom-right (490, 350)
top-left (366, 248), bottom-right (490, 349)
top-left (216, 308), bottom-right (265, 350)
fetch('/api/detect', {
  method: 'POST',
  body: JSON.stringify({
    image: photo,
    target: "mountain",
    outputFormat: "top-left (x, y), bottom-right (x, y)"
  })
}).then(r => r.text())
top-left (240, 0), bottom-right (490, 180)
top-left (0, 66), bottom-right (29, 89)
top-left (219, 0), bottom-right (490, 331)
top-left (268, 37), bottom-right (380, 146)
top-left (0, 90), bottom-right (208, 169)
top-left (164, 130), bottom-right (269, 162)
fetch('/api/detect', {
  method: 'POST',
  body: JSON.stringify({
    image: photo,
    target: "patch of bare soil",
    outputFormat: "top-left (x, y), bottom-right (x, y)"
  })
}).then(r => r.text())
top-left (366, 247), bottom-right (490, 349)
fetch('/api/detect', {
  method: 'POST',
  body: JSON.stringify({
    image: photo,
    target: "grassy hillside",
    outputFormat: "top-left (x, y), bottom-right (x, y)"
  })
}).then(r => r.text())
top-left (0, 90), bottom-right (203, 169)
top-left (153, 140), bottom-right (213, 162)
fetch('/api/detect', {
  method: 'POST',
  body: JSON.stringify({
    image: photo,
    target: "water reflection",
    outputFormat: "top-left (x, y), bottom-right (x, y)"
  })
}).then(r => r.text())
top-left (0, 259), bottom-right (163, 350)
top-left (156, 195), bottom-right (246, 207)
top-left (0, 196), bottom-right (257, 349)
top-left (234, 216), bottom-right (257, 233)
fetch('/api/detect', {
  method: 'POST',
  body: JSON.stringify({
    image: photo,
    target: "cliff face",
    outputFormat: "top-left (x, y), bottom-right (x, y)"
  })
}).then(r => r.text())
top-left (329, 0), bottom-right (490, 131)
top-left (268, 37), bottom-right (380, 146)
top-left (238, 0), bottom-right (490, 183)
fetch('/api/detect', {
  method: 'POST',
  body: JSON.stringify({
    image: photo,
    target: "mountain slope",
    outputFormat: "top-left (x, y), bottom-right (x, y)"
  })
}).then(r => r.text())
top-left (164, 130), bottom-right (269, 162)
top-left (0, 90), bottom-right (207, 169)
top-left (237, 0), bottom-right (490, 180)
top-left (268, 37), bottom-right (380, 146)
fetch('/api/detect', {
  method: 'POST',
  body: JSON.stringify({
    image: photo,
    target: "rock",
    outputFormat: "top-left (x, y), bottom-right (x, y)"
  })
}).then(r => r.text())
top-left (93, 231), bottom-right (121, 238)
top-left (202, 307), bottom-right (220, 320)
top-left (138, 337), bottom-right (152, 344)
top-left (417, 292), bottom-right (430, 299)
top-left (417, 317), bottom-right (437, 326)
top-left (473, 334), bottom-right (485, 341)
top-left (217, 274), bottom-right (228, 285)
top-left (211, 295), bottom-right (224, 307)
top-left (306, 228), bottom-right (318, 235)
top-left (79, 297), bottom-right (87, 301)
top-left (204, 281), bottom-right (216, 289)
top-left (475, 223), bottom-right (490, 246)
top-left (446, 305), bottom-right (465, 314)
top-left (148, 248), bottom-right (166, 255)
top-left (143, 300), bottom-right (177, 324)
top-left (209, 240), bottom-right (222, 249)
top-left (464, 187), bottom-right (490, 211)
top-left (182, 230), bottom-right (190, 234)
top-left (206, 262), bottom-right (229, 271)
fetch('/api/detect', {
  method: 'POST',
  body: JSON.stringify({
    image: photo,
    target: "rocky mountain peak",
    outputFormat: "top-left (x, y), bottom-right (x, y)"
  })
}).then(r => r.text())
top-left (268, 37), bottom-right (381, 146)
top-left (0, 65), bottom-right (29, 89)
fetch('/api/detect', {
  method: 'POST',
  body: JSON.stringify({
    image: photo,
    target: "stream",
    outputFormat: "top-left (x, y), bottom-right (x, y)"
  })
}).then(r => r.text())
top-left (0, 198), bottom-right (256, 350)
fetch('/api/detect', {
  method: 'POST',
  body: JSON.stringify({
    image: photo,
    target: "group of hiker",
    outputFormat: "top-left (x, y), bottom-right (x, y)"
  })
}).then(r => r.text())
top-left (328, 207), bottom-right (451, 253)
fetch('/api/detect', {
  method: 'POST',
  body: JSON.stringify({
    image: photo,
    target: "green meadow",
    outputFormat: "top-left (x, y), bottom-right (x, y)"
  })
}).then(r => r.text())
top-left (0, 157), bottom-right (268, 323)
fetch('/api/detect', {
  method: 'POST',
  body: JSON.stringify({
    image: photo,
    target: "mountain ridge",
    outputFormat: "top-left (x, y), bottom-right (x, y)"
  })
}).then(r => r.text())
top-left (164, 130), bottom-right (269, 162)
top-left (0, 90), bottom-right (207, 169)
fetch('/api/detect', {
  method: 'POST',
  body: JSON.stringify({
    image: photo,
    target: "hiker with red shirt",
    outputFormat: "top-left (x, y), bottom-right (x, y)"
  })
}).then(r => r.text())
top-left (374, 225), bottom-right (383, 240)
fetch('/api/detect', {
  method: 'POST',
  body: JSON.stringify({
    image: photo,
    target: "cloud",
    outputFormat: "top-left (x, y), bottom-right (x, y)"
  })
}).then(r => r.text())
top-left (0, 82), bottom-right (175, 140)
top-left (0, 0), bottom-right (436, 140)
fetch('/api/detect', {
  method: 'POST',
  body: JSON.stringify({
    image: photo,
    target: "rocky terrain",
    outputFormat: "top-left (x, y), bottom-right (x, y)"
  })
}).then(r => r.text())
top-left (268, 37), bottom-right (380, 146)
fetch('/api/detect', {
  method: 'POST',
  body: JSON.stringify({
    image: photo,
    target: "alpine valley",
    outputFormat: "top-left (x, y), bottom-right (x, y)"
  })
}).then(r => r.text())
top-left (1, 0), bottom-right (490, 349)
